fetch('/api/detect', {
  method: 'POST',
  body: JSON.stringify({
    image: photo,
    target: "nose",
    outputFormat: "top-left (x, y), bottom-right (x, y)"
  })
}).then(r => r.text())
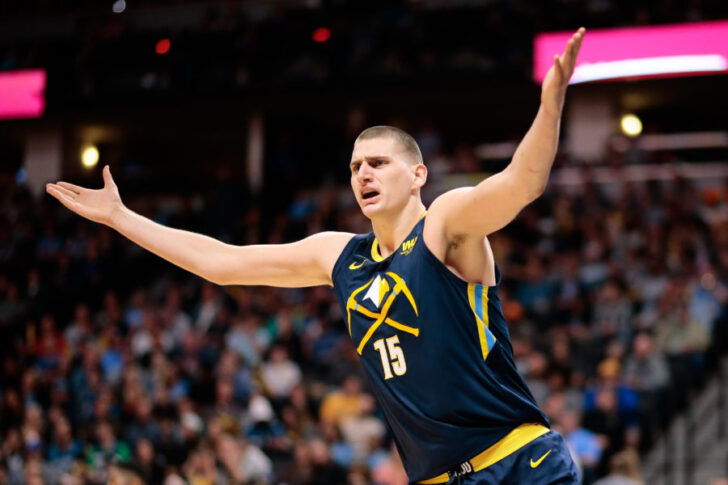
top-left (356, 163), bottom-right (374, 183)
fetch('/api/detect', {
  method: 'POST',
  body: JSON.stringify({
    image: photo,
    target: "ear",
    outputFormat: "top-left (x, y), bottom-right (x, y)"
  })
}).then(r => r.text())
top-left (412, 164), bottom-right (427, 190)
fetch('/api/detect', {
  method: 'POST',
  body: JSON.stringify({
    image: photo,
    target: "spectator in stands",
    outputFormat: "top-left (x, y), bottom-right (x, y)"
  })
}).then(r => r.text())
top-left (34, 313), bottom-right (68, 372)
top-left (215, 432), bottom-right (272, 484)
top-left (65, 303), bottom-right (93, 356)
top-left (339, 394), bottom-right (386, 464)
top-left (0, 281), bottom-right (25, 328)
top-left (591, 279), bottom-right (634, 345)
top-left (261, 344), bottom-right (302, 408)
top-left (319, 375), bottom-right (369, 427)
top-left (307, 437), bottom-right (348, 485)
top-left (0, 389), bottom-right (23, 435)
top-left (23, 456), bottom-right (46, 485)
top-left (622, 333), bottom-right (671, 442)
top-left (124, 397), bottom-right (162, 449)
top-left (655, 296), bottom-right (710, 362)
top-left (181, 443), bottom-right (222, 485)
top-left (134, 438), bottom-right (164, 485)
top-left (583, 357), bottom-right (640, 473)
top-left (622, 333), bottom-right (670, 393)
top-left (592, 449), bottom-right (643, 485)
top-left (84, 420), bottom-right (132, 484)
top-left (193, 282), bottom-right (222, 334)
top-left (46, 415), bottom-right (82, 476)
top-left (558, 408), bottom-right (603, 484)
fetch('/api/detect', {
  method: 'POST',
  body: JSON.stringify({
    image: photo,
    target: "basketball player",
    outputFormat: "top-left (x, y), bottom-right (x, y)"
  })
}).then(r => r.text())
top-left (47, 28), bottom-right (585, 484)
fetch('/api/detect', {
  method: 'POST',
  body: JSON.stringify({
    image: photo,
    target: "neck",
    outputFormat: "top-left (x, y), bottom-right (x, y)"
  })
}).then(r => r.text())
top-left (370, 198), bottom-right (426, 258)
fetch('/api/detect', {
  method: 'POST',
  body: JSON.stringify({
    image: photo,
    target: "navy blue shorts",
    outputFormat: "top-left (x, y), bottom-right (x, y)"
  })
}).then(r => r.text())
top-left (437, 431), bottom-right (580, 485)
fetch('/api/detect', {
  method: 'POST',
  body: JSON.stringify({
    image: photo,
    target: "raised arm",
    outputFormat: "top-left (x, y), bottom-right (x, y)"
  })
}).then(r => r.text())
top-left (46, 166), bottom-right (353, 287)
top-left (429, 28), bottom-right (585, 239)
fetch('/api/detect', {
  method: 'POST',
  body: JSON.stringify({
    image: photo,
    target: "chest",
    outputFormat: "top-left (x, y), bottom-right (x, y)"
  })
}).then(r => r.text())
top-left (343, 257), bottom-right (424, 342)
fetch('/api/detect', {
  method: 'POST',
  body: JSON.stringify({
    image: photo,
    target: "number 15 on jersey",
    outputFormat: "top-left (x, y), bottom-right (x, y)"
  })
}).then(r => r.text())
top-left (373, 335), bottom-right (407, 379)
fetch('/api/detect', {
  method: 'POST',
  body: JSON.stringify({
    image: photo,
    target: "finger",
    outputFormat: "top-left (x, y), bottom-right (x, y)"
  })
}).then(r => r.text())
top-left (102, 165), bottom-right (115, 188)
top-left (553, 54), bottom-right (564, 82)
top-left (47, 186), bottom-right (80, 211)
top-left (56, 181), bottom-right (85, 194)
top-left (571, 29), bottom-right (585, 57)
top-left (561, 37), bottom-right (582, 77)
top-left (48, 184), bottom-right (77, 199)
top-left (563, 28), bottom-right (584, 59)
top-left (561, 37), bottom-right (577, 67)
top-left (568, 28), bottom-right (586, 64)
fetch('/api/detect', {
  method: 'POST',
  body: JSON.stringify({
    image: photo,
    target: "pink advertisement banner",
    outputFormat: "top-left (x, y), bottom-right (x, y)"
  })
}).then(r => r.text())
top-left (534, 21), bottom-right (728, 83)
top-left (0, 69), bottom-right (46, 120)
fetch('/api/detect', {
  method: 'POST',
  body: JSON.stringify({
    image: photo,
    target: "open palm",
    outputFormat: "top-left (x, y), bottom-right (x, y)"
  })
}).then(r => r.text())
top-left (46, 165), bottom-right (123, 225)
top-left (541, 27), bottom-right (585, 117)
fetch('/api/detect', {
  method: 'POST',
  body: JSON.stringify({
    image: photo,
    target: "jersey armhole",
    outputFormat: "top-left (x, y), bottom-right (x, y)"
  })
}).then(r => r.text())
top-left (419, 236), bottom-right (503, 290)
top-left (330, 234), bottom-right (366, 288)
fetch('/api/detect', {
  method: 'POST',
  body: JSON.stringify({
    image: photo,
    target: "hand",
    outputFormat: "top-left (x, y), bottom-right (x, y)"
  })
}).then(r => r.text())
top-left (541, 27), bottom-right (585, 117)
top-left (46, 165), bottom-right (124, 226)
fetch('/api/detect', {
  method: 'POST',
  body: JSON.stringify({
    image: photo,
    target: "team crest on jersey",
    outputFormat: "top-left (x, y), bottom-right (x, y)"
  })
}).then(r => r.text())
top-left (346, 272), bottom-right (420, 354)
top-left (400, 236), bottom-right (418, 255)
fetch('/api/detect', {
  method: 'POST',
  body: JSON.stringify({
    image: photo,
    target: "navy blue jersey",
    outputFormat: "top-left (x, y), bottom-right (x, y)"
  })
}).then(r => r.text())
top-left (331, 215), bottom-right (549, 482)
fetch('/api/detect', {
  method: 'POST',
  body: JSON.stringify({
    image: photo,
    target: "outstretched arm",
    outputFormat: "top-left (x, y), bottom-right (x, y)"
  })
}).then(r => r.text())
top-left (429, 27), bottom-right (585, 239)
top-left (46, 166), bottom-right (353, 287)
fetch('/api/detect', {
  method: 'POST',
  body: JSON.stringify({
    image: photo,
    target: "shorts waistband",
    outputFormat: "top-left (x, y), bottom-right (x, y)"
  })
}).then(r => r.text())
top-left (417, 423), bottom-right (550, 484)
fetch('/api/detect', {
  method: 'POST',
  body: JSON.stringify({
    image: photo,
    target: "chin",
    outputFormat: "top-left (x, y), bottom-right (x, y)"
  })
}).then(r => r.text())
top-left (360, 202), bottom-right (383, 219)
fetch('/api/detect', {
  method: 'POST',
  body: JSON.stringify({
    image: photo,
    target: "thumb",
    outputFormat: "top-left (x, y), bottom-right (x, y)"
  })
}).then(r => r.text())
top-left (102, 165), bottom-right (115, 188)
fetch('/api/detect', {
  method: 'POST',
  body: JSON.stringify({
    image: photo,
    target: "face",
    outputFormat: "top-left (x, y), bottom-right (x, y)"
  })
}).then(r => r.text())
top-left (350, 136), bottom-right (425, 219)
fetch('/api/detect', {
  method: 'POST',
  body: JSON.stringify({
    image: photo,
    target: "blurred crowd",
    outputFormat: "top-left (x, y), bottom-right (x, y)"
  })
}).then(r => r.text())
top-left (1, 127), bottom-right (728, 485)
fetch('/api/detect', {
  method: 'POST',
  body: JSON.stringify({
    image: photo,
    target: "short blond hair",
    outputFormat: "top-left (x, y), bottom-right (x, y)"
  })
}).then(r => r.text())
top-left (355, 125), bottom-right (423, 165)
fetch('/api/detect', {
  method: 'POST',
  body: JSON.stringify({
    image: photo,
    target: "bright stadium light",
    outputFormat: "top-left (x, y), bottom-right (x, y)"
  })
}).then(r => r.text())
top-left (621, 114), bottom-right (643, 137)
top-left (81, 146), bottom-right (100, 168)
top-left (112, 0), bottom-right (126, 13)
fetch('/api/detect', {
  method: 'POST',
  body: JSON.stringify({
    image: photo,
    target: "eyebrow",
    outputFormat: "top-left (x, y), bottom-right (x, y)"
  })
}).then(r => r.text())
top-left (349, 156), bottom-right (393, 167)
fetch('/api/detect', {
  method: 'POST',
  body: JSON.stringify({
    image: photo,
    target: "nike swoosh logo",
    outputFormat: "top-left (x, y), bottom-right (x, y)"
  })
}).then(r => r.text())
top-left (349, 260), bottom-right (367, 270)
top-left (530, 450), bottom-right (552, 468)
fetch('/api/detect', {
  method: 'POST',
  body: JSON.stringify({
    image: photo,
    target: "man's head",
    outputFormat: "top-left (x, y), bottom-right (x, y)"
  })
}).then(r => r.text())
top-left (632, 333), bottom-right (653, 360)
top-left (350, 126), bottom-right (426, 219)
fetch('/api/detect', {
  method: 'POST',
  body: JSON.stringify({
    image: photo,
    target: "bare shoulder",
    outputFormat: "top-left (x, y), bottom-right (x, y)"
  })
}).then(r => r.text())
top-left (422, 187), bottom-right (473, 259)
top-left (424, 187), bottom-right (474, 231)
top-left (428, 186), bottom-right (473, 210)
top-left (306, 231), bottom-right (357, 284)
top-left (306, 231), bottom-right (357, 245)
top-left (306, 231), bottom-right (356, 257)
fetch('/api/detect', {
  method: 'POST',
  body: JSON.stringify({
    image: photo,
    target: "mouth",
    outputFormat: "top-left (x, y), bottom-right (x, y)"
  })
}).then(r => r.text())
top-left (360, 189), bottom-right (381, 207)
top-left (362, 190), bottom-right (380, 200)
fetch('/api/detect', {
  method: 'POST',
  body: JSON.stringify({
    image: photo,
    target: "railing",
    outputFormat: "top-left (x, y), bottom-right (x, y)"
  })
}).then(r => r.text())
top-left (646, 358), bottom-right (728, 485)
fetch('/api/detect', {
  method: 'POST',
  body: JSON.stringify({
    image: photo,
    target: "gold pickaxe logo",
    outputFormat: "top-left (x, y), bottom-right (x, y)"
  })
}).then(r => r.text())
top-left (346, 272), bottom-right (419, 354)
